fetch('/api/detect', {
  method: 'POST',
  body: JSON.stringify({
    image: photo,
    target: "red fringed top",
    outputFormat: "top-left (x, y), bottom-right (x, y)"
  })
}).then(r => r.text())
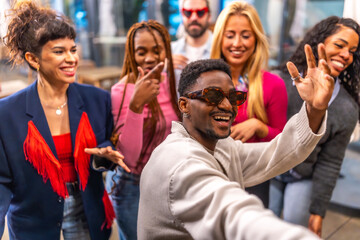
top-left (23, 113), bottom-right (115, 228)
top-left (53, 133), bottom-right (77, 183)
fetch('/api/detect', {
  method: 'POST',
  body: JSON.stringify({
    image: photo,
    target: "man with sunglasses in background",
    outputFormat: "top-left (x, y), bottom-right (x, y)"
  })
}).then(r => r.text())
top-left (138, 56), bottom-right (334, 239)
top-left (172, 0), bottom-right (212, 92)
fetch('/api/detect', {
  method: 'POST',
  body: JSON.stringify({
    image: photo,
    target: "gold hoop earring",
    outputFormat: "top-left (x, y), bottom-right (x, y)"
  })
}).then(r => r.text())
top-left (37, 66), bottom-right (40, 72)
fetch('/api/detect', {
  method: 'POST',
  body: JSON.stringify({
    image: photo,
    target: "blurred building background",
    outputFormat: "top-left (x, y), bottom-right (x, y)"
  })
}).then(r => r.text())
top-left (0, 0), bottom-right (350, 69)
top-left (0, 0), bottom-right (359, 239)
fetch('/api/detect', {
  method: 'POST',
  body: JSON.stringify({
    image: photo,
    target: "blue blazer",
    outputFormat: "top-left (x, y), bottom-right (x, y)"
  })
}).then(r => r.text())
top-left (0, 81), bottom-right (114, 240)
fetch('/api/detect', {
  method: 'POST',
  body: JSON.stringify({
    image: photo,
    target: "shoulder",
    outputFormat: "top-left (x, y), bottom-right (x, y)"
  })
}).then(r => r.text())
top-left (72, 82), bottom-right (110, 99)
top-left (262, 71), bottom-right (285, 85)
top-left (262, 71), bottom-right (287, 94)
top-left (205, 31), bottom-right (214, 47)
top-left (0, 85), bottom-right (29, 114)
top-left (144, 134), bottom-right (225, 197)
top-left (171, 37), bottom-right (186, 53)
top-left (69, 83), bottom-right (112, 114)
top-left (329, 86), bottom-right (358, 125)
top-left (111, 79), bottom-right (125, 93)
top-left (152, 133), bottom-right (201, 159)
top-left (111, 76), bottom-right (135, 99)
top-left (148, 133), bottom-right (211, 172)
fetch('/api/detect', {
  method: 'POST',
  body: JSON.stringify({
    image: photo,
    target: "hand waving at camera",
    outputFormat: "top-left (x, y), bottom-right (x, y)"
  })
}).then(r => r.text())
top-left (287, 44), bottom-right (334, 133)
top-left (129, 62), bottom-right (164, 113)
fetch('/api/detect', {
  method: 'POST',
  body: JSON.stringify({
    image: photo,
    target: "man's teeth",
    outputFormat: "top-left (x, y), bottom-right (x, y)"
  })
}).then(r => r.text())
top-left (214, 116), bottom-right (230, 121)
top-left (332, 61), bottom-right (344, 68)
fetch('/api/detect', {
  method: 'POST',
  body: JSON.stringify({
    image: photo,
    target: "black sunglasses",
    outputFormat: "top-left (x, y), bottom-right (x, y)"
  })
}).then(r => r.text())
top-left (181, 7), bottom-right (209, 18)
top-left (184, 87), bottom-right (247, 107)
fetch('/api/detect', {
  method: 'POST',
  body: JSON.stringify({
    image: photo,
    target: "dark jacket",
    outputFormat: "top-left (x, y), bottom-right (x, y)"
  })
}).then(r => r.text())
top-left (275, 70), bottom-right (358, 217)
top-left (0, 81), bottom-right (113, 240)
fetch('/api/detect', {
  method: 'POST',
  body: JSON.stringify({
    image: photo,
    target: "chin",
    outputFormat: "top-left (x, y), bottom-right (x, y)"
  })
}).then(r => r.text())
top-left (217, 135), bottom-right (230, 139)
top-left (330, 71), bottom-right (340, 78)
top-left (206, 129), bottom-right (231, 140)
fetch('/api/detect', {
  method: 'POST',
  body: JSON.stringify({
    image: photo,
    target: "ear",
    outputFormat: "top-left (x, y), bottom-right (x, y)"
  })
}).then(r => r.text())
top-left (24, 52), bottom-right (40, 70)
top-left (178, 96), bottom-right (190, 115)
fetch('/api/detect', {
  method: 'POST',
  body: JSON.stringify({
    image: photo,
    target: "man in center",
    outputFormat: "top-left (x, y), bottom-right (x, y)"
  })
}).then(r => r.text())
top-left (138, 54), bottom-right (333, 239)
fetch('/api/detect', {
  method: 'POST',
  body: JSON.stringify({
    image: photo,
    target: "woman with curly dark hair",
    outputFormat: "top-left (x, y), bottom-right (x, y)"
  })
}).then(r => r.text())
top-left (0, 1), bottom-right (129, 239)
top-left (270, 16), bottom-right (360, 237)
top-left (105, 20), bottom-right (180, 240)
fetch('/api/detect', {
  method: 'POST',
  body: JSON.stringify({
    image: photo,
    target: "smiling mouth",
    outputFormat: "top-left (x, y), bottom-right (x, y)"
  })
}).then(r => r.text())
top-left (213, 116), bottom-right (231, 121)
top-left (61, 67), bottom-right (75, 72)
top-left (212, 111), bottom-right (235, 125)
top-left (144, 66), bottom-right (156, 73)
top-left (331, 60), bottom-right (345, 68)
top-left (229, 49), bottom-right (245, 57)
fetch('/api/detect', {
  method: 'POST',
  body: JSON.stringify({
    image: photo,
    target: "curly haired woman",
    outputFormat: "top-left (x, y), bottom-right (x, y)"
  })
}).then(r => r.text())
top-left (270, 16), bottom-right (360, 237)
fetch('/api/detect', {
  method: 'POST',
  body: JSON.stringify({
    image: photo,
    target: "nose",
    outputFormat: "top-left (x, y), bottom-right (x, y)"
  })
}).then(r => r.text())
top-left (339, 49), bottom-right (350, 60)
top-left (217, 96), bottom-right (234, 112)
top-left (189, 12), bottom-right (198, 21)
top-left (65, 51), bottom-right (77, 63)
top-left (232, 35), bottom-right (242, 47)
top-left (144, 53), bottom-right (157, 63)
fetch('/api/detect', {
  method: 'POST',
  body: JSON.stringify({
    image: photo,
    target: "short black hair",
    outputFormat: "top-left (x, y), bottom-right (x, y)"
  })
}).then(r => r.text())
top-left (178, 59), bottom-right (231, 96)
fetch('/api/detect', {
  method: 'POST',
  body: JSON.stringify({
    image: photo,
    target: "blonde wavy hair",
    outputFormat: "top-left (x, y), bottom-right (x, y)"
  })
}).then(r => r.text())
top-left (211, 1), bottom-right (269, 123)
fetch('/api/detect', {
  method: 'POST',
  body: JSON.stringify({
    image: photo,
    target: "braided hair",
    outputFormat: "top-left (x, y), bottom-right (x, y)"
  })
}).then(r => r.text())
top-left (112, 20), bottom-right (180, 172)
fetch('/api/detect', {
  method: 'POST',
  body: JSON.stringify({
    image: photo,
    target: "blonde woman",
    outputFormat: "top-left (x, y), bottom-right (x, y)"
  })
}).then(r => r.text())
top-left (211, 1), bottom-right (287, 207)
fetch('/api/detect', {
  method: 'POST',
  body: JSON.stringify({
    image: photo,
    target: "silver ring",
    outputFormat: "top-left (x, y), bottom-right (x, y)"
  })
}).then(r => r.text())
top-left (291, 75), bottom-right (300, 81)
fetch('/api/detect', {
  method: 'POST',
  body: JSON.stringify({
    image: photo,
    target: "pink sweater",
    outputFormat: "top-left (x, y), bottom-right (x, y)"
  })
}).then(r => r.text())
top-left (111, 77), bottom-right (178, 175)
top-left (233, 71), bottom-right (287, 143)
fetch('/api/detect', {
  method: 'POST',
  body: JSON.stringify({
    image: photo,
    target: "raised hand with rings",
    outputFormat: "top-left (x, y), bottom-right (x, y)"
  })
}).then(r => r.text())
top-left (286, 43), bottom-right (334, 132)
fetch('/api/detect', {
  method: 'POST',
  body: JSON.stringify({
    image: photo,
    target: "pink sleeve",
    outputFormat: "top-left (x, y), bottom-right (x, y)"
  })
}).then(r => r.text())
top-left (259, 72), bottom-right (288, 142)
top-left (111, 83), bottom-right (144, 170)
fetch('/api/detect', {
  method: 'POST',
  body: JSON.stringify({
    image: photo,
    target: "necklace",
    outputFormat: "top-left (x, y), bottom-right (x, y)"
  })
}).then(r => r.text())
top-left (55, 101), bottom-right (67, 115)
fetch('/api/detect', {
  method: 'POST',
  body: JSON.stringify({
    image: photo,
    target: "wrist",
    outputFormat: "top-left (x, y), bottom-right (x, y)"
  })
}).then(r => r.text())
top-left (254, 119), bottom-right (268, 138)
top-left (306, 103), bottom-right (326, 133)
top-left (129, 100), bottom-right (144, 113)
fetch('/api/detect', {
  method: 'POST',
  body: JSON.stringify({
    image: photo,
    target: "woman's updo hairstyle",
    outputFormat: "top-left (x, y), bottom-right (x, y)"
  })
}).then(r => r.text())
top-left (3, 0), bottom-right (76, 69)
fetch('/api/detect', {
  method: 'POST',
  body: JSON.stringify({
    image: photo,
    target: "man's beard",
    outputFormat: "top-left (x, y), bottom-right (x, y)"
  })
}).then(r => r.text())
top-left (202, 128), bottom-right (231, 140)
top-left (185, 21), bottom-right (209, 39)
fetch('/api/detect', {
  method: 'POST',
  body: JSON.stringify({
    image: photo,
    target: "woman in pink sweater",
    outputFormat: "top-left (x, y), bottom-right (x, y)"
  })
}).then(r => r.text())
top-left (106, 20), bottom-right (180, 240)
top-left (211, 1), bottom-right (287, 207)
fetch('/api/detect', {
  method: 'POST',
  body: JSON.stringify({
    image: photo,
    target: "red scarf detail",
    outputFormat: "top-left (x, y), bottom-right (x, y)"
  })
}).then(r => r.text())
top-left (74, 112), bottom-right (97, 191)
top-left (23, 121), bottom-right (69, 197)
top-left (23, 112), bottom-right (115, 228)
top-left (102, 190), bottom-right (116, 229)
top-left (23, 112), bottom-right (96, 195)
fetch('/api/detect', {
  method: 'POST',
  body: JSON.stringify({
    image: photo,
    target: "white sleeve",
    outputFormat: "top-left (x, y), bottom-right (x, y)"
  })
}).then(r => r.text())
top-left (169, 159), bottom-right (320, 240)
top-left (237, 103), bottom-right (327, 187)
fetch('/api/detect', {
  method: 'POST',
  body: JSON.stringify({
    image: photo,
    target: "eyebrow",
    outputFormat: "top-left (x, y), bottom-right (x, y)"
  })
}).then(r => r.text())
top-left (336, 38), bottom-right (349, 45)
top-left (336, 38), bottom-right (358, 49)
top-left (224, 29), bottom-right (252, 34)
top-left (135, 45), bottom-right (162, 50)
top-left (51, 45), bottom-right (77, 50)
top-left (135, 46), bottom-right (146, 51)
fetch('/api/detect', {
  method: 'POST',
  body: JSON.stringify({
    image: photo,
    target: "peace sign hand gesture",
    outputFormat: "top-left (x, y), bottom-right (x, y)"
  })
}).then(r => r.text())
top-left (287, 44), bottom-right (335, 132)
